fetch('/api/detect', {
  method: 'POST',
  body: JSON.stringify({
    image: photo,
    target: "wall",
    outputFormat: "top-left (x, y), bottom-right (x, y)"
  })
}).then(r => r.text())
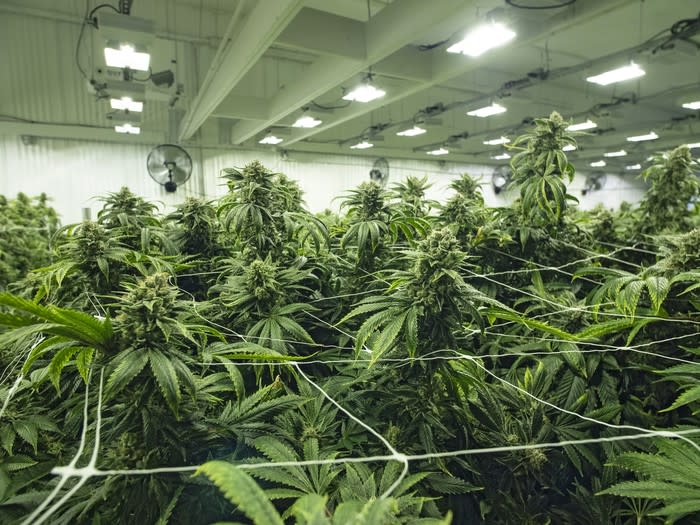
top-left (0, 136), bottom-right (647, 224)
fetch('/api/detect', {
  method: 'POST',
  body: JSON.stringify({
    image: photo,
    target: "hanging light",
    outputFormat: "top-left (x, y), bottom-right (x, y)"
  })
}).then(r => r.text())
top-left (114, 123), bottom-right (140, 134)
top-left (590, 160), bottom-right (606, 167)
top-left (292, 115), bottom-right (322, 128)
top-left (566, 120), bottom-right (597, 131)
top-left (397, 126), bottom-right (427, 137)
top-left (491, 152), bottom-right (510, 160)
top-left (447, 22), bottom-right (516, 57)
top-left (626, 131), bottom-right (659, 142)
top-left (110, 96), bottom-right (143, 112)
top-left (562, 144), bottom-right (577, 151)
top-left (682, 100), bottom-right (700, 110)
top-left (426, 147), bottom-right (449, 156)
top-left (604, 150), bottom-right (627, 157)
top-left (586, 62), bottom-right (645, 86)
top-left (625, 164), bottom-right (642, 170)
top-left (104, 42), bottom-right (150, 71)
top-left (259, 134), bottom-right (283, 145)
top-left (467, 103), bottom-right (507, 118)
top-left (342, 82), bottom-right (385, 103)
top-left (350, 140), bottom-right (374, 149)
top-left (483, 136), bottom-right (510, 145)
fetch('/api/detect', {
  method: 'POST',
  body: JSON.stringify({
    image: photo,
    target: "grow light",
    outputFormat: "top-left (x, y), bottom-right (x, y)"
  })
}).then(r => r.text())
top-left (687, 142), bottom-right (700, 149)
top-left (625, 164), bottom-right (642, 170)
top-left (259, 135), bottom-right (283, 145)
top-left (590, 160), bottom-right (606, 168)
top-left (342, 83), bottom-right (385, 103)
top-left (483, 136), bottom-right (510, 146)
top-left (292, 116), bottom-right (322, 128)
top-left (682, 100), bottom-right (700, 110)
top-left (350, 140), bottom-right (374, 149)
top-left (626, 131), bottom-right (659, 142)
top-left (447, 22), bottom-right (516, 57)
top-left (397, 126), bottom-right (426, 137)
top-left (586, 62), bottom-right (645, 86)
top-left (114, 123), bottom-right (140, 134)
top-left (104, 43), bottom-right (150, 71)
top-left (566, 120), bottom-right (597, 132)
top-left (467, 103), bottom-right (506, 118)
top-left (427, 148), bottom-right (449, 156)
top-left (562, 144), bottom-right (577, 152)
top-left (110, 96), bottom-right (143, 112)
top-left (491, 153), bottom-right (511, 160)
top-left (604, 150), bottom-right (627, 157)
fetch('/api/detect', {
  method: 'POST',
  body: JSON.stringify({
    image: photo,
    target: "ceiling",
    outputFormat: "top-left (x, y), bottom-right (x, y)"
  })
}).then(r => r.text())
top-left (0, 0), bottom-right (699, 173)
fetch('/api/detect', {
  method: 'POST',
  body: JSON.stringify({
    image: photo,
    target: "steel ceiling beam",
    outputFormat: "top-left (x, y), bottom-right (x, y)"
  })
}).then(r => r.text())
top-left (177, 0), bottom-right (304, 141)
top-left (228, 0), bottom-right (485, 145)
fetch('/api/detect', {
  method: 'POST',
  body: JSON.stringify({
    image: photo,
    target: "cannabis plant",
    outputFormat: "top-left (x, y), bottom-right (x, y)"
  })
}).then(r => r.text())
top-left (637, 145), bottom-right (700, 234)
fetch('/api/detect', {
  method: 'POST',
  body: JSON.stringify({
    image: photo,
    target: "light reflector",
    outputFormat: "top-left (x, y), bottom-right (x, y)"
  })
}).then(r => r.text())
top-left (110, 96), bottom-right (143, 112)
top-left (259, 135), bottom-right (283, 145)
top-left (682, 100), bottom-right (700, 110)
top-left (590, 160), bottom-right (606, 167)
top-left (586, 62), bottom-right (645, 86)
top-left (104, 43), bottom-right (150, 71)
top-left (342, 83), bottom-right (385, 103)
top-left (427, 147), bottom-right (449, 156)
top-left (350, 140), bottom-right (374, 149)
top-left (114, 123), bottom-right (140, 134)
top-left (604, 150), bottom-right (627, 158)
top-left (467, 103), bottom-right (506, 118)
top-left (447, 22), bottom-right (516, 57)
top-left (483, 136), bottom-right (510, 145)
top-left (566, 119), bottom-right (597, 131)
top-left (292, 115), bottom-right (322, 128)
top-left (397, 126), bottom-right (427, 137)
top-left (626, 131), bottom-right (659, 142)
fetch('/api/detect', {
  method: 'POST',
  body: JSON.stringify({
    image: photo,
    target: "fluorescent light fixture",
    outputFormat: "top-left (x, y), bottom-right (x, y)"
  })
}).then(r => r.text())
top-left (604, 149), bottom-right (627, 157)
top-left (427, 147), bottom-right (449, 156)
top-left (687, 142), bottom-right (700, 149)
top-left (342, 83), bottom-right (385, 103)
top-left (625, 164), bottom-right (642, 170)
top-left (259, 135), bottom-right (283, 145)
top-left (397, 126), bottom-right (427, 137)
top-left (483, 136), bottom-right (510, 146)
top-left (562, 144), bottom-right (577, 152)
top-left (110, 96), bottom-right (143, 112)
top-left (491, 153), bottom-right (511, 160)
top-left (292, 115), bottom-right (322, 128)
top-left (350, 140), bottom-right (374, 149)
top-left (104, 43), bottom-right (150, 71)
top-left (467, 103), bottom-right (507, 118)
top-left (586, 62), bottom-right (645, 86)
top-left (682, 100), bottom-right (700, 110)
top-left (114, 123), bottom-right (140, 134)
top-left (590, 160), bottom-right (606, 168)
top-left (566, 119), bottom-right (597, 132)
top-left (447, 22), bottom-right (516, 57)
top-left (627, 131), bottom-right (659, 142)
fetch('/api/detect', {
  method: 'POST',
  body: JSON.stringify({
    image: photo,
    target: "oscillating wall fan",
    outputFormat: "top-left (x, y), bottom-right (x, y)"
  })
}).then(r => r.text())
top-left (491, 166), bottom-right (512, 195)
top-left (369, 157), bottom-right (390, 186)
top-left (147, 144), bottom-right (193, 193)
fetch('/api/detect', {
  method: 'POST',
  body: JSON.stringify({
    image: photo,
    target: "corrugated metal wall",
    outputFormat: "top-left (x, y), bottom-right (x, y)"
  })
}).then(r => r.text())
top-left (0, 135), bottom-right (647, 224)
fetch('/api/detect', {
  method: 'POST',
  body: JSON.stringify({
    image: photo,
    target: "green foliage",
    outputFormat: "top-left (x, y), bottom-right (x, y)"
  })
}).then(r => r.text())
top-left (638, 146), bottom-right (700, 234)
top-left (0, 192), bottom-right (59, 290)
top-left (599, 439), bottom-right (700, 522)
top-left (0, 140), bottom-right (699, 525)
